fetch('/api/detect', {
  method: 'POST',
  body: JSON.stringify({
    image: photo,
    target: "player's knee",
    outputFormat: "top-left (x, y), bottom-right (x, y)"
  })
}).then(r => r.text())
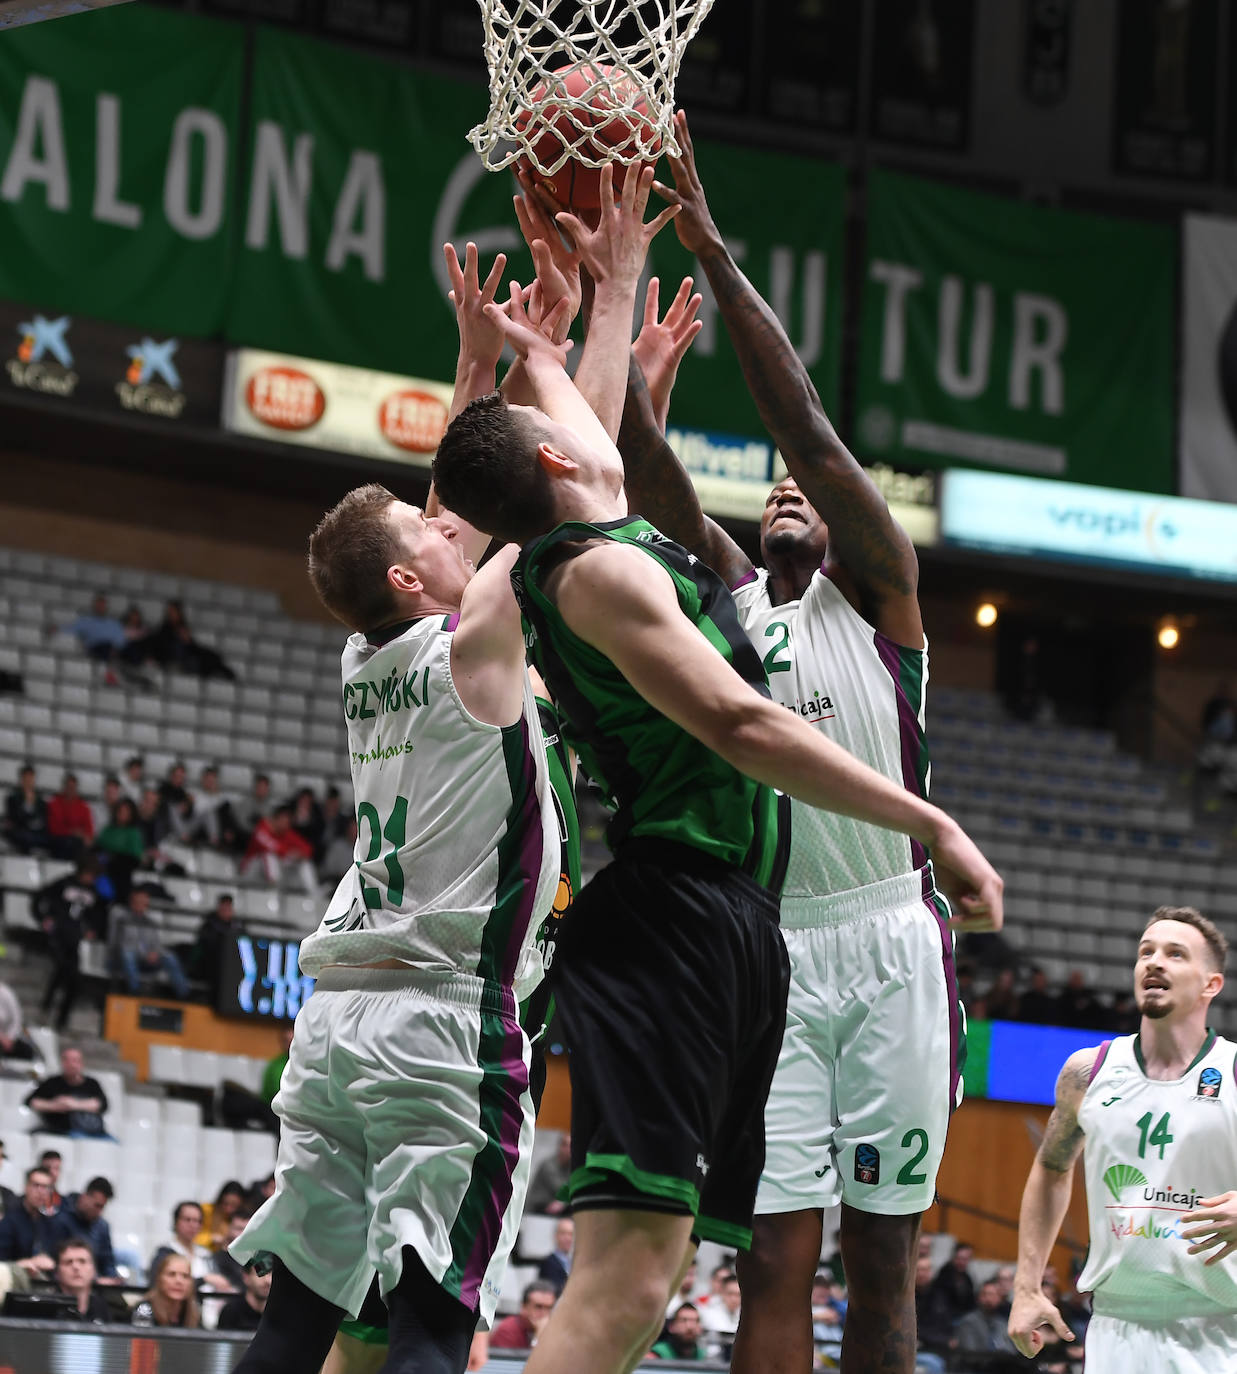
top-left (740, 1214), bottom-right (821, 1295)
top-left (840, 1211), bottom-right (918, 1305)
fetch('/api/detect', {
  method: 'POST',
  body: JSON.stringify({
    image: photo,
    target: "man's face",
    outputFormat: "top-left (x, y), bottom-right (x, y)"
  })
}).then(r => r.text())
top-left (978, 1282), bottom-right (1001, 1311)
top-left (556, 1134), bottom-right (571, 1166)
top-left (720, 1278), bottom-right (742, 1314)
top-left (385, 502), bottom-right (473, 609)
top-left (104, 781), bottom-right (121, 806)
top-left (127, 762), bottom-right (143, 781)
top-left (41, 1155), bottom-right (60, 1184)
top-left (996, 1265), bottom-right (1015, 1298)
top-left (915, 1257), bottom-right (934, 1288)
top-left (218, 899), bottom-right (234, 922)
top-left (670, 1307), bottom-right (701, 1340)
top-left (175, 1206), bottom-right (203, 1243)
top-left (61, 1049), bottom-right (84, 1082)
top-left (130, 890), bottom-right (150, 916)
top-left (1135, 920), bottom-right (1221, 1021)
top-left (554, 1219), bottom-right (574, 1253)
top-left (140, 788), bottom-right (159, 816)
top-left (91, 595), bottom-right (108, 617)
top-left (201, 770), bottom-right (218, 794)
top-left (759, 478), bottom-right (829, 564)
top-left (244, 1266), bottom-right (272, 1303)
top-left (62, 776), bottom-right (78, 799)
top-left (227, 1215), bottom-right (248, 1244)
top-left (680, 1262), bottom-right (696, 1294)
top-left (1031, 970), bottom-right (1047, 992)
top-left (25, 1171), bottom-right (52, 1210)
top-left (78, 1189), bottom-right (107, 1223)
top-left (19, 768), bottom-right (34, 790)
top-left (170, 766), bottom-right (186, 788)
top-left (954, 1247), bottom-right (973, 1271)
top-left (57, 1246), bottom-right (95, 1293)
top-left (254, 777), bottom-right (270, 800)
top-left (523, 1289), bottom-right (556, 1326)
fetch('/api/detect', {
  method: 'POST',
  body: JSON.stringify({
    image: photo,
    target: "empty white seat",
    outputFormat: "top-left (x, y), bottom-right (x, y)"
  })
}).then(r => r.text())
top-left (184, 1050), bottom-right (222, 1090)
top-left (148, 1044), bottom-right (187, 1085)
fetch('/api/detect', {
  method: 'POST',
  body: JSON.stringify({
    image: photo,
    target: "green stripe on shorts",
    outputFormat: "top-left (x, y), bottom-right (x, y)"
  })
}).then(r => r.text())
top-left (337, 1319), bottom-right (389, 1346)
top-left (569, 1152), bottom-right (701, 1212)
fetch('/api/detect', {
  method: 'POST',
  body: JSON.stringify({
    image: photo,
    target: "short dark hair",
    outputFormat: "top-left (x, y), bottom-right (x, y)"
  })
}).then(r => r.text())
top-left (670, 1302), bottom-right (698, 1321)
top-left (308, 483), bottom-right (401, 631)
top-left (432, 392), bottom-right (552, 547)
top-left (85, 1177), bottom-right (113, 1199)
top-left (1144, 907), bottom-right (1228, 973)
top-left (38, 1150), bottom-right (61, 1165)
top-left (522, 1280), bottom-right (558, 1305)
top-left (56, 1239), bottom-right (94, 1262)
top-left (26, 1166), bottom-right (51, 1184)
top-left (173, 1200), bottom-right (202, 1224)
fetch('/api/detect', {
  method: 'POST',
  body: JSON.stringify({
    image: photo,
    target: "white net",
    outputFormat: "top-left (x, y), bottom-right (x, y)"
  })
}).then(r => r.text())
top-left (469, 0), bottom-right (716, 175)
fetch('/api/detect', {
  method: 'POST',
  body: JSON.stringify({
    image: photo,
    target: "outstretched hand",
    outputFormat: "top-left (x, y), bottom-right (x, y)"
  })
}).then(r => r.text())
top-left (484, 278), bottom-right (572, 369)
top-left (652, 110), bottom-right (722, 257)
top-left (515, 172), bottom-right (582, 337)
top-left (631, 275), bottom-right (703, 433)
top-left (444, 241), bottom-right (508, 371)
top-left (554, 162), bottom-right (680, 288)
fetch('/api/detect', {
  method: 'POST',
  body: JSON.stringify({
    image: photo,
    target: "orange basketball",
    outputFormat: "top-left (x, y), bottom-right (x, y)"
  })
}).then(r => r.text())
top-left (516, 64), bottom-right (661, 213)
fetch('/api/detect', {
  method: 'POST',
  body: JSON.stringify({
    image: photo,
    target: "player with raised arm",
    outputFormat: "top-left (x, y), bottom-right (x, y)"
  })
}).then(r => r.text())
top-left (1009, 907), bottom-right (1237, 1373)
top-left (607, 109), bottom-right (984, 1374)
top-left (230, 245), bottom-right (567, 1374)
top-left (432, 170), bottom-right (1001, 1374)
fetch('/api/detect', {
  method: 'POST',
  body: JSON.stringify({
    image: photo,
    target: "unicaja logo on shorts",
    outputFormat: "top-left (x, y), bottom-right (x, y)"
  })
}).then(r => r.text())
top-left (7, 314), bottom-right (78, 396)
top-left (117, 336), bottom-right (187, 418)
top-left (1197, 1066), bottom-right (1222, 1099)
top-left (854, 1143), bottom-right (880, 1185)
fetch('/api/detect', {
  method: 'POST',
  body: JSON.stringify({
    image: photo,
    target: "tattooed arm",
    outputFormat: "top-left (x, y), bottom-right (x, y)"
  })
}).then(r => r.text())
top-left (1008, 1047), bottom-right (1095, 1357)
top-left (618, 354), bottom-right (754, 588)
top-left (655, 111), bottom-right (922, 647)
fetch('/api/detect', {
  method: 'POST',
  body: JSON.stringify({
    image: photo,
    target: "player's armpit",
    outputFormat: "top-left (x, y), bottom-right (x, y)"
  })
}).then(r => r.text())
top-left (1037, 1048), bottom-right (1096, 1172)
top-left (450, 545), bottom-right (527, 728)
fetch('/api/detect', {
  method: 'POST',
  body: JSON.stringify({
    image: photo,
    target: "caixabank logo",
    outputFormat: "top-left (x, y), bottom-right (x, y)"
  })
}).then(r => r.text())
top-left (6, 314), bottom-right (78, 396)
top-left (116, 336), bottom-right (187, 419)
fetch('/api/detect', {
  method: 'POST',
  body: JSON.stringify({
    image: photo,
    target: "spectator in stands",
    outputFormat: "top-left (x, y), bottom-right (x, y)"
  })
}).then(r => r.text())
top-left (696, 1261), bottom-right (736, 1318)
top-left (90, 776), bottom-right (123, 838)
top-left (26, 1049), bottom-right (111, 1138)
top-left (37, 1152), bottom-right (63, 1213)
top-left (651, 1303), bottom-right (706, 1360)
top-left (192, 893), bottom-right (244, 995)
top-left (108, 886), bottom-right (189, 1001)
top-left (62, 594), bottom-right (127, 672)
top-left (993, 1263), bottom-right (1016, 1318)
top-left (319, 817), bottom-right (357, 884)
top-left (211, 1209), bottom-right (250, 1291)
top-left (1108, 988), bottom-right (1139, 1033)
top-left (48, 1238), bottom-right (116, 1322)
top-left (261, 1026), bottom-right (294, 1109)
top-left (289, 787), bottom-right (326, 862)
top-left (0, 1142), bottom-right (18, 1218)
top-left (913, 1256), bottom-right (952, 1369)
top-left (982, 967), bottom-right (1021, 1022)
top-left (665, 1260), bottom-right (699, 1316)
top-left (96, 797), bottom-right (145, 899)
top-left (1199, 679), bottom-right (1236, 771)
top-left (930, 1241), bottom-right (976, 1325)
top-left (954, 1277), bottom-right (1018, 1356)
top-left (131, 1251), bottom-right (201, 1328)
top-left (1056, 968), bottom-right (1105, 1030)
top-left (120, 756), bottom-right (146, 806)
top-left (0, 1167), bottom-right (55, 1273)
top-left (46, 772), bottom-right (94, 862)
top-left (699, 1273), bottom-right (742, 1361)
top-left (537, 1217), bottom-right (573, 1293)
top-left (235, 774), bottom-right (272, 846)
top-left (241, 805), bottom-right (317, 893)
top-left (0, 978), bottom-right (34, 1059)
top-left (218, 1261), bottom-right (272, 1332)
top-left (124, 600), bottom-right (235, 682)
top-left (3, 763), bottom-right (48, 854)
top-left (157, 762), bottom-right (191, 838)
top-left (36, 854), bottom-right (104, 1030)
top-left (189, 766), bottom-right (238, 850)
top-left (321, 787), bottom-right (347, 845)
top-left (135, 785), bottom-right (169, 852)
top-left (526, 1133), bottom-right (571, 1215)
top-left (490, 1279), bottom-right (558, 1350)
top-left (149, 1201), bottom-right (228, 1286)
top-left (247, 1174), bottom-right (276, 1212)
top-left (1017, 966), bottom-right (1057, 1024)
top-left (956, 962), bottom-right (980, 1016)
top-left (810, 1272), bottom-right (846, 1366)
top-left (202, 1180), bottom-right (247, 1251)
top-left (48, 1177), bottom-right (118, 1279)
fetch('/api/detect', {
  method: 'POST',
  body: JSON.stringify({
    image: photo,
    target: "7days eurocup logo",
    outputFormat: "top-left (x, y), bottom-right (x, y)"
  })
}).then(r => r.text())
top-left (116, 336), bottom-right (187, 418)
top-left (7, 314), bottom-right (78, 396)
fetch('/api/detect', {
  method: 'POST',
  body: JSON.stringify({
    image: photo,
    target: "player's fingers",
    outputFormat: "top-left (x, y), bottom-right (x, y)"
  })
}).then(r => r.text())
top-left (553, 211), bottom-right (583, 251)
top-left (642, 276), bottom-right (661, 328)
top-left (645, 202), bottom-right (682, 240)
top-left (443, 242), bottom-right (466, 295)
top-left (679, 293), bottom-right (704, 329)
top-left (464, 240), bottom-right (481, 290)
top-left (666, 275), bottom-right (694, 319)
top-left (597, 161), bottom-right (616, 216)
top-left (676, 108), bottom-right (694, 157)
top-left (1186, 1232), bottom-right (1224, 1251)
top-left (651, 178), bottom-right (682, 205)
top-left (1051, 1313), bottom-right (1075, 1342)
top-left (1206, 1240), bottom-right (1237, 1265)
top-left (631, 164), bottom-right (655, 219)
top-left (480, 252), bottom-right (507, 302)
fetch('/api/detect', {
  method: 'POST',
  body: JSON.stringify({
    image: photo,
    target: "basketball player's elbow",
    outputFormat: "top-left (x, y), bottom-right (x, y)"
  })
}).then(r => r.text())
top-left (705, 697), bottom-right (788, 778)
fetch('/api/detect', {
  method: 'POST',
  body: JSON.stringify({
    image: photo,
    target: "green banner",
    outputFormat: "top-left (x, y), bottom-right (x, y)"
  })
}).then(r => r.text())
top-left (0, 4), bottom-right (244, 336)
top-left (228, 25), bottom-right (845, 437)
top-left (854, 169), bottom-right (1176, 494)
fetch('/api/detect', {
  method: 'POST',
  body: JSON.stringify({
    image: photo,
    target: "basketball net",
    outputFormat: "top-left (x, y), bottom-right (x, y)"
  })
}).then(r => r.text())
top-left (468, 0), bottom-right (716, 175)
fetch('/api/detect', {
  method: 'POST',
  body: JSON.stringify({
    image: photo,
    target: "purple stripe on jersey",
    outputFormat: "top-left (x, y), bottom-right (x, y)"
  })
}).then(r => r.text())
top-left (729, 567), bottom-right (759, 591)
top-left (927, 884), bottom-right (962, 1111)
top-left (458, 1014), bottom-right (530, 1308)
top-left (1089, 1040), bottom-right (1112, 1084)
top-left (499, 719), bottom-right (544, 985)
top-left (444, 612), bottom-right (461, 631)
top-left (873, 631), bottom-right (928, 869)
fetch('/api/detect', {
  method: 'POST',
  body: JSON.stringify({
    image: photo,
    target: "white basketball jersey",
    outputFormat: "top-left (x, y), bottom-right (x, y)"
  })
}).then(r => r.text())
top-left (1077, 1032), bottom-right (1237, 1320)
top-left (298, 615), bottom-right (560, 999)
top-left (730, 567), bottom-right (929, 913)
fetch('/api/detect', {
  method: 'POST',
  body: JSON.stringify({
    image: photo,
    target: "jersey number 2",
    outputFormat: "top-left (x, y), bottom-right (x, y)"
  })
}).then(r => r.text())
top-left (762, 622), bottom-right (792, 675)
top-left (357, 797), bottom-right (408, 909)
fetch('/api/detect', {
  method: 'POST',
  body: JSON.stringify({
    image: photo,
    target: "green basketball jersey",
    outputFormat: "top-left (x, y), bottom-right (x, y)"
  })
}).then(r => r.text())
top-left (513, 516), bottom-right (788, 891)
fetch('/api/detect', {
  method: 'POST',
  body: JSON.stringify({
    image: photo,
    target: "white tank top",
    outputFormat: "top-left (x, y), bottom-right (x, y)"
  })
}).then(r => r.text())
top-left (298, 615), bottom-right (560, 999)
top-left (1077, 1031), bottom-right (1237, 1320)
top-left (730, 567), bottom-right (929, 918)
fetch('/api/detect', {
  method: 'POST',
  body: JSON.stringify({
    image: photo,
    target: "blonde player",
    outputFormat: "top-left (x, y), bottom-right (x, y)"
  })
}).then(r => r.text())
top-left (1010, 907), bottom-right (1237, 1373)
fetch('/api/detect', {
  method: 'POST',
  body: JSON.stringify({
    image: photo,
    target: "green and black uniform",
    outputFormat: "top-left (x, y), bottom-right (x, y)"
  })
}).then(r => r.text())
top-left (338, 697), bottom-right (581, 1347)
top-left (512, 516), bottom-right (790, 1249)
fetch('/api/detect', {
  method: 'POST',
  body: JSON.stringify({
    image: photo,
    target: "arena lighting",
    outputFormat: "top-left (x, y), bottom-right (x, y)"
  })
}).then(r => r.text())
top-left (975, 602), bottom-right (998, 628)
top-left (1157, 620), bottom-right (1180, 650)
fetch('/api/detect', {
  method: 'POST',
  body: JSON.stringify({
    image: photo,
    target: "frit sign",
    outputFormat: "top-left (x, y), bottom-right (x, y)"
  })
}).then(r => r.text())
top-left (225, 348), bottom-right (452, 468)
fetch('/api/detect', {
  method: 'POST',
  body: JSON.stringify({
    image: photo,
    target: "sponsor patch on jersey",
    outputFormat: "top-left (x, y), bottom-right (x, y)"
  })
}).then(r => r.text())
top-left (1197, 1066), bottom-right (1223, 1099)
top-left (854, 1144), bottom-right (880, 1186)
